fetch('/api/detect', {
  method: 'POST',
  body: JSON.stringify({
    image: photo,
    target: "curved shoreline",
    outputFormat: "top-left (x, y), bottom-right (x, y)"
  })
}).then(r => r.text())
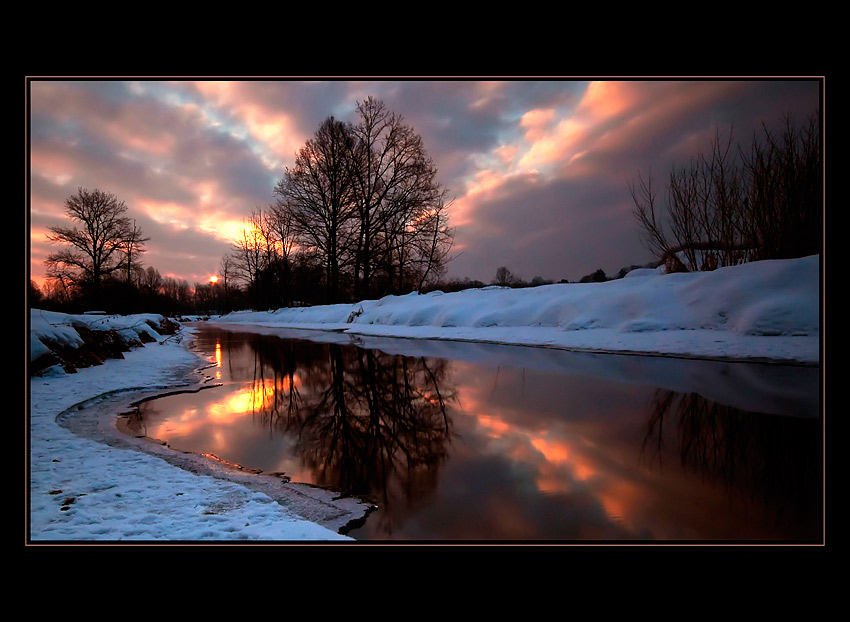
top-left (61, 339), bottom-right (374, 536)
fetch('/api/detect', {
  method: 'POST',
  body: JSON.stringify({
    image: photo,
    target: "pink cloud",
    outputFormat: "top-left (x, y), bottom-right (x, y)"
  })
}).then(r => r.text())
top-left (105, 120), bottom-right (176, 158)
top-left (30, 150), bottom-right (77, 188)
top-left (525, 81), bottom-right (748, 179)
top-left (191, 81), bottom-right (305, 164)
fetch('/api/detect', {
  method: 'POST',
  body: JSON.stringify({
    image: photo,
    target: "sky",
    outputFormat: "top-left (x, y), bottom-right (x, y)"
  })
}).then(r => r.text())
top-left (27, 78), bottom-right (821, 290)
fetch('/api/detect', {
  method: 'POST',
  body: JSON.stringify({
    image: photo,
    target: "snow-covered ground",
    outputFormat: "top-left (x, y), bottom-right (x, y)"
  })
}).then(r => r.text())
top-left (28, 255), bottom-right (820, 542)
top-left (212, 255), bottom-right (821, 365)
top-left (28, 315), bottom-right (358, 542)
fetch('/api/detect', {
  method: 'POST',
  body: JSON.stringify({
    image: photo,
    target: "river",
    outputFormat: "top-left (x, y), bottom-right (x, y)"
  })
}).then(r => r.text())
top-left (122, 324), bottom-right (822, 542)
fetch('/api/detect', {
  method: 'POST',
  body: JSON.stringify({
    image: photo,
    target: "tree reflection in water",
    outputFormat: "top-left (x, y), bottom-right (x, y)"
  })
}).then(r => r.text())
top-left (235, 333), bottom-right (456, 517)
top-left (641, 389), bottom-right (822, 536)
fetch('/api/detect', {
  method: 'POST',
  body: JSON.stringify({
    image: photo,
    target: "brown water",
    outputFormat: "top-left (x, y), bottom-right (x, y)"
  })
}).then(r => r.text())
top-left (125, 324), bottom-right (822, 542)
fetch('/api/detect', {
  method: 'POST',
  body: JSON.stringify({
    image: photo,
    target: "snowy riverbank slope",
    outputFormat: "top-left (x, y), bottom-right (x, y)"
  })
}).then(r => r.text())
top-left (28, 315), bottom-right (351, 542)
top-left (213, 255), bottom-right (821, 364)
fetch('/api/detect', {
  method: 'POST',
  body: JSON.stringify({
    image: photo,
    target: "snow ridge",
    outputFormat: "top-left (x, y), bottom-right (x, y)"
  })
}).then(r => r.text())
top-left (213, 255), bottom-right (820, 364)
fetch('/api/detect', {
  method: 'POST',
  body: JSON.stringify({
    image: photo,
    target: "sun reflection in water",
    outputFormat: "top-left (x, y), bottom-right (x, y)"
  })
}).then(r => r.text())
top-left (145, 374), bottom-right (302, 446)
top-left (210, 381), bottom-right (277, 419)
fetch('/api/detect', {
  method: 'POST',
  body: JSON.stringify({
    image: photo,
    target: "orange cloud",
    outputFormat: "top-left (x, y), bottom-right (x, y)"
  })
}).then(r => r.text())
top-left (477, 414), bottom-right (511, 438)
top-left (519, 108), bottom-right (557, 140)
top-left (139, 199), bottom-right (194, 226)
top-left (576, 80), bottom-right (635, 121)
top-left (575, 80), bottom-right (744, 150)
top-left (465, 168), bottom-right (508, 197)
top-left (494, 143), bottom-right (518, 165)
top-left (518, 117), bottom-right (588, 171)
top-left (513, 81), bottom-right (744, 181)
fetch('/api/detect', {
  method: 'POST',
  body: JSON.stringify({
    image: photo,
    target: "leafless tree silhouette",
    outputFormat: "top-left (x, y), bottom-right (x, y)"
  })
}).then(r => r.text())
top-left (45, 187), bottom-right (148, 304)
top-left (631, 113), bottom-right (821, 272)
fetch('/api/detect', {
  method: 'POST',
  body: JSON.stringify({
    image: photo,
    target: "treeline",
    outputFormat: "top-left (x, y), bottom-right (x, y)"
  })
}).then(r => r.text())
top-left (30, 267), bottom-right (237, 316)
top-left (630, 112), bottom-right (821, 272)
top-left (226, 96), bottom-right (454, 309)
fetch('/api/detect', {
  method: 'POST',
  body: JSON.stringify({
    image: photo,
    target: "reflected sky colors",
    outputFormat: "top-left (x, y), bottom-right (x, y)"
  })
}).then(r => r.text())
top-left (126, 327), bottom-right (821, 541)
top-left (29, 78), bottom-right (821, 287)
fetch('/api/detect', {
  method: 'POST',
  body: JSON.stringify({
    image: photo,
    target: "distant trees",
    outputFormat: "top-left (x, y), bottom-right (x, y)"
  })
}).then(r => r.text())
top-left (45, 187), bottom-right (149, 306)
top-left (579, 269), bottom-right (608, 283)
top-left (630, 112), bottom-right (821, 272)
top-left (493, 266), bottom-right (519, 286)
top-left (37, 187), bottom-right (223, 315)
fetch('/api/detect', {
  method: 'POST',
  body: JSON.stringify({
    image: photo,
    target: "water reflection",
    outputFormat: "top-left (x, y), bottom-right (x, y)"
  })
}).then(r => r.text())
top-left (641, 390), bottom-right (821, 537)
top-left (127, 326), bottom-right (821, 542)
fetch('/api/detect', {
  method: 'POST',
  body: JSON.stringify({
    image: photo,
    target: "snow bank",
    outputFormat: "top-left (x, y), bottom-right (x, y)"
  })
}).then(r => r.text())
top-left (30, 310), bottom-right (173, 350)
top-left (29, 309), bottom-right (183, 375)
top-left (212, 256), bottom-right (820, 364)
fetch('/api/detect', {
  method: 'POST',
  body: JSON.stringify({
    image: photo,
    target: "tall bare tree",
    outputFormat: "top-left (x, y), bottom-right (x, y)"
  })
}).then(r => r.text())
top-left (349, 97), bottom-right (450, 298)
top-left (267, 100), bottom-right (455, 304)
top-left (274, 117), bottom-right (359, 303)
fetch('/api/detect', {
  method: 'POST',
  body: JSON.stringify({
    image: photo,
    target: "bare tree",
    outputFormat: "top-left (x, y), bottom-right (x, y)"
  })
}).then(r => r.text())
top-left (121, 219), bottom-right (150, 284)
top-left (412, 199), bottom-right (455, 290)
top-left (45, 187), bottom-right (145, 303)
top-left (273, 116), bottom-right (359, 303)
top-left (347, 101), bottom-right (449, 296)
top-left (629, 168), bottom-right (672, 264)
top-left (493, 266), bottom-right (518, 286)
top-left (230, 217), bottom-right (265, 291)
top-left (348, 97), bottom-right (446, 298)
top-left (630, 113), bottom-right (821, 272)
top-left (140, 266), bottom-right (163, 297)
top-left (740, 113), bottom-right (821, 261)
top-left (163, 276), bottom-right (191, 309)
top-left (266, 100), bottom-right (455, 304)
top-left (218, 254), bottom-right (234, 314)
top-left (268, 199), bottom-right (298, 307)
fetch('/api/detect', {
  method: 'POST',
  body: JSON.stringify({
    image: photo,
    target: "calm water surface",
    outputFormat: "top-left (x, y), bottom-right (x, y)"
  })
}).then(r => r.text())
top-left (127, 325), bottom-right (822, 542)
